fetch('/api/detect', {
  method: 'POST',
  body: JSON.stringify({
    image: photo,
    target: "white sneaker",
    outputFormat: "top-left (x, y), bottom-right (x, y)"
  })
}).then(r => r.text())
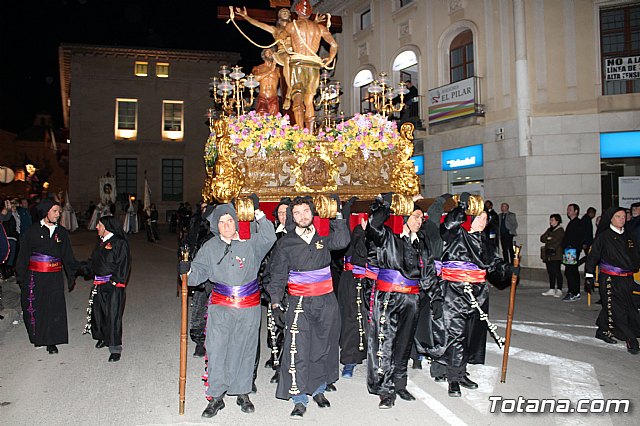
top-left (541, 289), bottom-right (555, 296)
top-left (553, 289), bottom-right (562, 298)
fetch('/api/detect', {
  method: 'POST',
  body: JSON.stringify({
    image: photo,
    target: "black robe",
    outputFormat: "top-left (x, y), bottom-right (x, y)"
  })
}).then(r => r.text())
top-left (365, 200), bottom-right (436, 396)
top-left (585, 227), bottom-right (640, 340)
top-left (438, 206), bottom-right (511, 382)
top-left (338, 225), bottom-right (375, 365)
top-left (85, 235), bottom-right (131, 349)
top-left (266, 218), bottom-right (350, 400)
top-left (16, 222), bottom-right (78, 346)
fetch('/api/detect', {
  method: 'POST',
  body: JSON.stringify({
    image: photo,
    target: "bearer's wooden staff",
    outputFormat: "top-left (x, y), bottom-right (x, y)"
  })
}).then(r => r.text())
top-left (179, 244), bottom-right (189, 414)
top-left (500, 244), bottom-right (522, 383)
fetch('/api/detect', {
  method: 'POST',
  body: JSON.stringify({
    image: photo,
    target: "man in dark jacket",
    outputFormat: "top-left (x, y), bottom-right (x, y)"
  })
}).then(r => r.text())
top-left (562, 203), bottom-right (586, 302)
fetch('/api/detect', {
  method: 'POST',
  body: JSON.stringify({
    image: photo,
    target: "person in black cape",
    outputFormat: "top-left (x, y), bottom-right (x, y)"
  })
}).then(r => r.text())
top-left (265, 195), bottom-right (351, 419)
top-left (365, 194), bottom-right (437, 409)
top-left (79, 215), bottom-right (131, 362)
top-left (15, 199), bottom-right (80, 354)
top-left (438, 196), bottom-right (514, 397)
top-left (585, 206), bottom-right (640, 354)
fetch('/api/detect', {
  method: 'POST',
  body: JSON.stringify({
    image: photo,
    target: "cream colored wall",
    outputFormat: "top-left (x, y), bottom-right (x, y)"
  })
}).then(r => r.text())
top-left (320, 0), bottom-right (640, 268)
top-left (68, 51), bottom-right (237, 221)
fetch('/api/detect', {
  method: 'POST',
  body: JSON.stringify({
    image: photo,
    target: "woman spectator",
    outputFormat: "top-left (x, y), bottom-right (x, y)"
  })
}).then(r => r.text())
top-left (540, 214), bottom-right (565, 298)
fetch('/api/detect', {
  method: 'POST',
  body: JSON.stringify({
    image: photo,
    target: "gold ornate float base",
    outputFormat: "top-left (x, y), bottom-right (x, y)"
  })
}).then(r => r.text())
top-left (203, 119), bottom-right (420, 203)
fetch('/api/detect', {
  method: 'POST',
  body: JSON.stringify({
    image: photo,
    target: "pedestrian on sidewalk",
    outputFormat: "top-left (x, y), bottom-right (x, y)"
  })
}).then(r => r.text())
top-left (540, 213), bottom-right (565, 297)
top-left (15, 199), bottom-right (80, 355)
top-left (562, 203), bottom-right (586, 302)
top-left (79, 215), bottom-right (131, 362)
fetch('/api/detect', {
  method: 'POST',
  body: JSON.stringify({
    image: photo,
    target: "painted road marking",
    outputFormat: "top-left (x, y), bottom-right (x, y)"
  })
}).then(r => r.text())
top-left (495, 323), bottom-right (624, 351)
top-left (407, 379), bottom-right (468, 426)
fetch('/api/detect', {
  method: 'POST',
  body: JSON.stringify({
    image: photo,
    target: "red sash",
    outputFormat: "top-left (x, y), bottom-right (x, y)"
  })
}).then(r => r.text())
top-left (376, 280), bottom-right (420, 294)
top-left (210, 291), bottom-right (261, 308)
top-left (28, 260), bottom-right (62, 273)
top-left (441, 268), bottom-right (487, 283)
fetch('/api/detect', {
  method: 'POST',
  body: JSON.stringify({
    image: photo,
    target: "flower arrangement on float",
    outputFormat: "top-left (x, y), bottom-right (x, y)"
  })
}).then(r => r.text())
top-left (219, 110), bottom-right (400, 160)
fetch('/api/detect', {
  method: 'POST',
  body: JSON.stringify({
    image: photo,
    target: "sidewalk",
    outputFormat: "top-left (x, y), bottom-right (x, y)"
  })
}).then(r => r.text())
top-left (0, 276), bottom-right (22, 342)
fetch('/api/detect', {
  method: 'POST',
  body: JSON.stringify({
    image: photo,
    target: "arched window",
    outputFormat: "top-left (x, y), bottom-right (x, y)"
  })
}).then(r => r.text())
top-left (354, 69), bottom-right (375, 113)
top-left (450, 30), bottom-right (474, 82)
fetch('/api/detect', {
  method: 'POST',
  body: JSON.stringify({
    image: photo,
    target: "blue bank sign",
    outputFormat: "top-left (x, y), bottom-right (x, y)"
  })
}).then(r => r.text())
top-left (410, 155), bottom-right (424, 175)
top-left (600, 131), bottom-right (640, 158)
top-left (441, 144), bottom-right (483, 171)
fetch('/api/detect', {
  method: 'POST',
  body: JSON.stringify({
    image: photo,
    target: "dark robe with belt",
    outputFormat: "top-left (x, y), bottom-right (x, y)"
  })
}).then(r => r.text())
top-left (16, 222), bottom-right (78, 346)
top-left (439, 206), bottom-right (511, 382)
top-left (586, 226), bottom-right (640, 340)
top-left (85, 234), bottom-right (131, 350)
top-left (365, 200), bottom-right (436, 396)
top-left (338, 225), bottom-right (376, 365)
top-left (266, 218), bottom-right (350, 401)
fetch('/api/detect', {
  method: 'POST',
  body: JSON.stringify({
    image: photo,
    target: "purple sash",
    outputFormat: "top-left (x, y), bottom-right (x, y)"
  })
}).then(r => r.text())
top-left (213, 279), bottom-right (259, 298)
top-left (289, 266), bottom-right (331, 284)
top-left (600, 261), bottom-right (633, 276)
top-left (377, 268), bottom-right (419, 287)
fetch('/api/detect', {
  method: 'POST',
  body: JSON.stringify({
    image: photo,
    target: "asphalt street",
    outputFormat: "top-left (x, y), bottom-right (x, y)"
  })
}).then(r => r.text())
top-left (0, 227), bottom-right (637, 425)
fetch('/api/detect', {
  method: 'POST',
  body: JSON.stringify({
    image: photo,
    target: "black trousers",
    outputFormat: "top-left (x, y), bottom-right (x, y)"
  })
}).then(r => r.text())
top-left (500, 234), bottom-right (514, 264)
top-left (564, 264), bottom-right (580, 295)
top-left (545, 260), bottom-right (563, 290)
top-left (367, 291), bottom-right (418, 396)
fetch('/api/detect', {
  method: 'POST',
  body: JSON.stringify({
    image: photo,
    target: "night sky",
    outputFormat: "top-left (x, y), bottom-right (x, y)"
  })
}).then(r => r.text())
top-left (0, 0), bottom-right (279, 134)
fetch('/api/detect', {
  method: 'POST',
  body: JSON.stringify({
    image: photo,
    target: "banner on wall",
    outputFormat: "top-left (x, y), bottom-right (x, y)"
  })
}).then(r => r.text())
top-left (604, 56), bottom-right (640, 81)
top-left (619, 176), bottom-right (640, 208)
top-left (428, 77), bottom-right (476, 124)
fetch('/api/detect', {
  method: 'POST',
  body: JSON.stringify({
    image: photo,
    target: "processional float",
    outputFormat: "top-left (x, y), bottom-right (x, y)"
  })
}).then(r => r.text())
top-left (179, 0), bottom-right (497, 415)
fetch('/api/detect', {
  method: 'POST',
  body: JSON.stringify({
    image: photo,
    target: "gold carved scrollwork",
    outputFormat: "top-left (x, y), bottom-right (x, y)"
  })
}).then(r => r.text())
top-left (234, 197), bottom-right (256, 222)
top-left (452, 194), bottom-right (484, 216)
top-left (203, 118), bottom-right (245, 203)
top-left (391, 122), bottom-right (420, 195)
top-left (290, 143), bottom-right (339, 194)
top-left (390, 194), bottom-right (415, 216)
top-left (313, 194), bottom-right (338, 219)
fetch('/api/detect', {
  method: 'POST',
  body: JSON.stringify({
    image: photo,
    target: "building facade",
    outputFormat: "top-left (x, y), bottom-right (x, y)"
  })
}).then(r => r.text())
top-left (59, 44), bottom-right (239, 222)
top-left (316, 0), bottom-right (640, 268)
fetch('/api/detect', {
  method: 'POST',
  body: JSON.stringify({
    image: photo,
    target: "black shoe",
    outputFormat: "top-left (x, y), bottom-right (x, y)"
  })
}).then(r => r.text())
top-left (595, 329), bottom-right (617, 344)
top-left (397, 389), bottom-right (416, 401)
top-left (202, 398), bottom-right (225, 418)
top-left (313, 393), bottom-right (331, 408)
top-left (270, 371), bottom-right (279, 384)
top-left (325, 383), bottom-right (336, 392)
top-left (626, 338), bottom-right (639, 355)
top-left (411, 359), bottom-right (422, 369)
top-left (108, 353), bottom-right (121, 362)
top-left (252, 382), bottom-right (257, 393)
top-left (459, 375), bottom-right (478, 389)
top-left (264, 358), bottom-right (274, 369)
top-left (290, 403), bottom-right (306, 418)
top-left (193, 344), bottom-right (206, 357)
top-left (434, 376), bottom-right (446, 383)
top-left (236, 394), bottom-right (255, 413)
top-left (378, 394), bottom-right (395, 409)
top-left (95, 340), bottom-right (107, 349)
top-left (448, 382), bottom-right (461, 397)
top-left (47, 345), bottom-right (58, 354)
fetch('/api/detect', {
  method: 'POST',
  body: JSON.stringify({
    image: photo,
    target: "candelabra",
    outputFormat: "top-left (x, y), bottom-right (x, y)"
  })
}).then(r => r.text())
top-left (209, 65), bottom-right (259, 117)
top-left (314, 70), bottom-right (341, 129)
top-left (367, 72), bottom-right (409, 117)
